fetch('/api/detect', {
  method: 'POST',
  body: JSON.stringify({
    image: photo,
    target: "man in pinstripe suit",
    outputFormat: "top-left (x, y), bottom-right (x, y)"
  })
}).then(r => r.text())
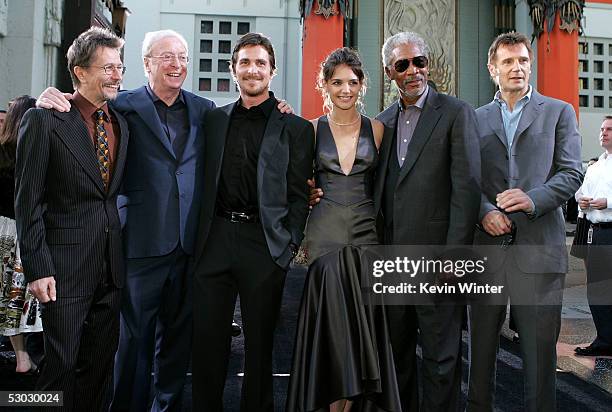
top-left (15, 28), bottom-right (128, 411)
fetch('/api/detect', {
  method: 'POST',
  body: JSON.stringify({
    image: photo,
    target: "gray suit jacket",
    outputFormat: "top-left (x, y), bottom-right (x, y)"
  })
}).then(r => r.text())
top-left (374, 89), bottom-right (482, 246)
top-left (475, 90), bottom-right (583, 273)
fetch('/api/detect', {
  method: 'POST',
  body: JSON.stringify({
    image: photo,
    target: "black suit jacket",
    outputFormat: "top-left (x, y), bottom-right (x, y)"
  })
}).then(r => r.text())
top-left (192, 101), bottom-right (314, 269)
top-left (15, 105), bottom-right (129, 297)
top-left (374, 89), bottom-right (481, 245)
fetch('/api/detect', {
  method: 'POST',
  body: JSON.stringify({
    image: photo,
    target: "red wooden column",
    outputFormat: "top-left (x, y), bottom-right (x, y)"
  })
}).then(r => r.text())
top-left (537, 13), bottom-right (579, 117)
top-left (301, 7), bottom-right (344, 120)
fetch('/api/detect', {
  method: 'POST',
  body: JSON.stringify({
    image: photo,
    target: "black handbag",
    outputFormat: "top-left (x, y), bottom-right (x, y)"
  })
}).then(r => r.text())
top-left (570, 215), bottom-right (590, 259)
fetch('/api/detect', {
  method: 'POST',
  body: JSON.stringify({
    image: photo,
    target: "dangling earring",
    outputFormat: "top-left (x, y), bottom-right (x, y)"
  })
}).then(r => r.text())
top-left (323, 93), bottom-right (333, 114)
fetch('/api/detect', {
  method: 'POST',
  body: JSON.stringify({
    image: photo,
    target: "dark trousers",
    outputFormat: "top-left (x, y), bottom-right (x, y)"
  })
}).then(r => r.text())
top-left (387, 304), bottom-right (463, 412)
top-left (193, 217), bottom-right (287, 411)
top-left (586, 226), bottom-right (612, 346)
top-left (111, 246), bottom-right (192, 412)
top-left (467, 259), bottom-right (564, 412)
top-left (37, 267), bottom-right (121, 412)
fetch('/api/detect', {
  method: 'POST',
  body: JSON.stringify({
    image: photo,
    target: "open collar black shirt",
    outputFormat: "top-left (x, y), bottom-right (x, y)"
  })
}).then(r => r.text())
top-left (145, 84), bottom-right (189, 160)
top-left (216, 92), bottom-right (276, 213)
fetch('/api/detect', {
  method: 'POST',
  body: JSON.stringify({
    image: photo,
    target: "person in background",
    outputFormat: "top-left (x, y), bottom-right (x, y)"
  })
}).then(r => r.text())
top-left (574, 115), bottom-right (612, 357)
top-left (0, 95), bottom-right (42, 375)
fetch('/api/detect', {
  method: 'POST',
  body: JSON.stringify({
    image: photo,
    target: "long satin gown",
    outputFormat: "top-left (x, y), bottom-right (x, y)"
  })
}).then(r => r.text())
top-left (287, 115), bottom-right (401, 411)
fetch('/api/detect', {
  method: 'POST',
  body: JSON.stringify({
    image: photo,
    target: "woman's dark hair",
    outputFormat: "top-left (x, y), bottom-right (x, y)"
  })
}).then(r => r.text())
top-left (0, 95), bottom-right (36, 147)
top-left (317, 47), bottom-right (367, 112)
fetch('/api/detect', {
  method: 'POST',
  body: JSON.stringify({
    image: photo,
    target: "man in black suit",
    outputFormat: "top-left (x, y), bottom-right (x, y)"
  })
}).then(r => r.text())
top-left (374, 32), bottom-right (481, 411)
top-left (15, 27), bottom-right (128, 410)
top-left (191, 32), bottom-right (314, 410)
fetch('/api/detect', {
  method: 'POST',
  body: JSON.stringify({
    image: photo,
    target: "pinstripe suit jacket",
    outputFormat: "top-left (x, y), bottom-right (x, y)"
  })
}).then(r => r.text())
top-left (15, 104), bottom-right (129, 297)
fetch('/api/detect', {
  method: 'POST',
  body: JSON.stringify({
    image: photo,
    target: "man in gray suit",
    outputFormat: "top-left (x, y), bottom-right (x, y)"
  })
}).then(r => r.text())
top-left (374, 32), bottom-right (481, 411)
top-left (467, 31), bottom-right (583, 412)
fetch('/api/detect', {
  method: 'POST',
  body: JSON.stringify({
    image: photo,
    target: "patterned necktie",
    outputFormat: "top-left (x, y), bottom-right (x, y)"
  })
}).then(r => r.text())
top-left (94, 109), bottom-right (110, 190)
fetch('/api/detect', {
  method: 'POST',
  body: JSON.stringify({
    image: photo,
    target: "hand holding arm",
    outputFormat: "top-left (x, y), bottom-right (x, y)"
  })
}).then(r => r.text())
top-left (496, 188), bottom-right (534, 214)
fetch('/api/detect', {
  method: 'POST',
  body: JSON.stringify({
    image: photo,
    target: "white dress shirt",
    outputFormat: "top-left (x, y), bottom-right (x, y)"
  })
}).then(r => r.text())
top-left (575, 151), bottom-right (612, 223)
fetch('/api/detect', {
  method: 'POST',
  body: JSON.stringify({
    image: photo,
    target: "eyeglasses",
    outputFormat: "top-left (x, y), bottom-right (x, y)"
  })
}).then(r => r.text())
top-left (148, 53), bottom-right (190, 64)
top-left (85, 64), bottom-right (126, 75)
top-left (393, 56), bottom-right (428, 73)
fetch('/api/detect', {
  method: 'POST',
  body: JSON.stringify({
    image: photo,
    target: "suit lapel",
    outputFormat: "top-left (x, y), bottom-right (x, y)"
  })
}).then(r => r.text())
top-left (53, 107), bottom-right (105, 193)
top-left (257, 109), bottom-right (284, 190)
top-left (512, 90), bottom-right (543, 148)
top-left (374, 104), bottom-right (399, 209)
top-left (127, 86), bottom-right (176, 159)
top-left (183, 92), bottom-right (200, 162)
top-left (397, 90), bottom-right (441, 185)
top-left (107, 107), bottom-right (129, 195)
top-left (211, 103), bottom-right (235, 187)
top-left (486, 103), bottom-right (509, 150)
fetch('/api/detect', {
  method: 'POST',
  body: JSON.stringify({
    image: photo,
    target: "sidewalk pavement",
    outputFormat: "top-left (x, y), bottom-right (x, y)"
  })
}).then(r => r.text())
top-left (499, 222), bottom-right (612, 395)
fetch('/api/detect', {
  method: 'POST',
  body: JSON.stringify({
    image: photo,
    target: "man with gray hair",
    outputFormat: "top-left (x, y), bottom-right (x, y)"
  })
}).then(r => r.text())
top-left (38, 29), bottom-right (215, 410)
top-left (375, 31), bottom-right (481, 411)
top-left (16, 27), bottom-right (128, 410)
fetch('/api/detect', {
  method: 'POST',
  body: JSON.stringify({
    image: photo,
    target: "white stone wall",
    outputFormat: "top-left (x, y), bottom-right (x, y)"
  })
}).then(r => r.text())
top-left (0, 0), bottom-right (63, 108)
top-left (121, 0), bottom-right (303, 112)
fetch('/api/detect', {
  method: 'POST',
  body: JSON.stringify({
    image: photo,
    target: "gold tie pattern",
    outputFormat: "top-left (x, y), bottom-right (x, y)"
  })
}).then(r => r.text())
top-left (94, 109), bottom-right (110, 190)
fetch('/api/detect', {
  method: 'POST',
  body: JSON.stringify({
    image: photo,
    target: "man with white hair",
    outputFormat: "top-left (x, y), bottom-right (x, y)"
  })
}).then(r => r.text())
top-left (39, 29), bottom-right (214, 411)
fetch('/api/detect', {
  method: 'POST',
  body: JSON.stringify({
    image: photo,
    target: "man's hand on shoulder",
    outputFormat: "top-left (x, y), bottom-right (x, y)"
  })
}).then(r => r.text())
top-left (481, 210), bottom-right (512, 237)
top-left (28, 276), bottom-right (57, 303)
top-left (36, 87), bottom-right (72, 112)
top-left (276, 99), bottom-right (294, 114)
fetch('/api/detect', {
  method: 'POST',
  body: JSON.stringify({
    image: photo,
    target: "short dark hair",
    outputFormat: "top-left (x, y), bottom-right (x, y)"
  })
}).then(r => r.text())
top-left (0, 95), bottom-right (36, 147)
top-left (317, 47), bottom-right (367, 112)
top-left (488, 31), bottom-right (533, 64)
top-left (0, 109), bottom-right (6, 114)
top-left (66, 27), bottom-right (124, 88)
top-left (605, 115), bottom-right (612, 121)
top-left (231, 32), bottom-right (276, 74)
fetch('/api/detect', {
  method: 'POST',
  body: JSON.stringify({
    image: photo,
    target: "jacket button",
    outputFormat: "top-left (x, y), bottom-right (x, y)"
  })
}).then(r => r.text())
top-left (105, 226), bottom-right (109, 233)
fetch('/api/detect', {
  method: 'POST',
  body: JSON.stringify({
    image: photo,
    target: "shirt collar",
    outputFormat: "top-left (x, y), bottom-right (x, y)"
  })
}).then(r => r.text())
top-left (398, 85), bottom-right (429, 112)
top-left (236, 91), bottom-right (276, 119)
top-left (72, 90), bottom-right (111, 121)
top-left (494, 85), bottom-right (532, 107)
top-left (145, 84), bottom-right (185, 106)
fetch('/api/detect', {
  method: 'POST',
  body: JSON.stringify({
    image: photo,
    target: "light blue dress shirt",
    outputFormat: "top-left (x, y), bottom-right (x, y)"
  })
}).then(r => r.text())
top-left (494, 85), bottom-right (532, 149)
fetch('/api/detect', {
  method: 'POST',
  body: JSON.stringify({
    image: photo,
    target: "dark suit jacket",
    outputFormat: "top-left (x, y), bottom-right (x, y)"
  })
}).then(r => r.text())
top-left (15, 105), bottom-right (129, 297)
top-left (475, 90), bottom-right (583, 273)
top-left (374, 88), bottom-right (481, 245)
top-left (192, 101), bottom-right (315, 270)
top-left (113, 86), bottom-right (216, 258)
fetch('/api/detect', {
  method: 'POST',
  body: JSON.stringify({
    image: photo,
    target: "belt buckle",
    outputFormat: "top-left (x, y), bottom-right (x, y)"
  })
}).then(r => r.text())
top-left (229, 211), bottom-right (249, 223)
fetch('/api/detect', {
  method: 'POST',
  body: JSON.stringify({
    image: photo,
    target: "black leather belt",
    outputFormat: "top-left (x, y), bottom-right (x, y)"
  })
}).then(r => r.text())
top-left (591, 222), bottom-right (612, 229)
top-left (216, 209), bottom-right (259, 223)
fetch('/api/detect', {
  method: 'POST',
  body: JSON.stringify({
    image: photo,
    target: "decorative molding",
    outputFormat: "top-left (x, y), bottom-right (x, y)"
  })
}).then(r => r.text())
top-left (300, 0), bottom-right (350, 20)
top-left (383, 0), bottom-right (456, 107)
top-left (528, 0), bottom-right (585, 39)
top-left (45, 0), bottom-right (62, 47)
top-left (0, 0), bottom-right (8, 38)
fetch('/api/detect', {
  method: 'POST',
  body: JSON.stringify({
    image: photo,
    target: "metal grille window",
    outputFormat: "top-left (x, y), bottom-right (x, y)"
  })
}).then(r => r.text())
top-left (195, 15), bottom-right (255, 99)
top-left (578, 36), bottom-right (612, 110)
